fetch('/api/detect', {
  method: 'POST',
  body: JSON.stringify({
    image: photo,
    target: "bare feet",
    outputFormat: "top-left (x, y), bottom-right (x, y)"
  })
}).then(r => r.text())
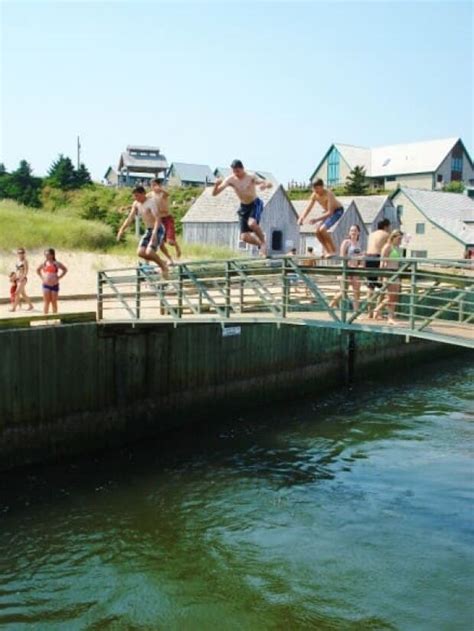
top-left (387, 317), bottom-right (398, 326)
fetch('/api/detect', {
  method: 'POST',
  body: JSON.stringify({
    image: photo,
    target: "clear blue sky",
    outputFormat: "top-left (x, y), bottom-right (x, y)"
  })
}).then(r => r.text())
top-left (1, 1), bottom-right (473, 184)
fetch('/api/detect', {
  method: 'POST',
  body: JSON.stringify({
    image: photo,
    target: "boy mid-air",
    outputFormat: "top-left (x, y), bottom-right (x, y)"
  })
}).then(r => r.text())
top-left (212, 159), bottom-right (272, 256)
top-left (297, 179), bottom-right (344, 258)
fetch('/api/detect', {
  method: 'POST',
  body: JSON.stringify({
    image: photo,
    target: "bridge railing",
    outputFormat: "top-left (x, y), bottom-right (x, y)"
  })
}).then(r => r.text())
top-left (97, 256), bottom-right (474, 345)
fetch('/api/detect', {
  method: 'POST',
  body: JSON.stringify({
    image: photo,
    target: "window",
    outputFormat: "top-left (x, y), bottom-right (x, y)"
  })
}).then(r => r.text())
top-left (386, 176), bottom-right (396, 182)
top-left (397, 205), bottom-right (404, 219)
top-left (327, 147), bottom-right (340, 185)
top-left (416, 223), bottom-right (425, 234)
top-left (411, 250), bottom-right (427, 258)
top-left (271, 230), bottom-right (283, 251)
top-left (437, 174), bottom-right (443, 183)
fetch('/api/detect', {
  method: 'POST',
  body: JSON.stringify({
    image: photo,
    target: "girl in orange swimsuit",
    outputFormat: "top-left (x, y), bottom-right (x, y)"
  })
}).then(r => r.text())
top-left (36, 248), bottom-right (68, 314)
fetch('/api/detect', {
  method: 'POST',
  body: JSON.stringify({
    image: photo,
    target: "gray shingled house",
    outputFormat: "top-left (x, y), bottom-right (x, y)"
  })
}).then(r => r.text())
top-left (292, 199), bottom-right (368, 255)
top-left (117, 145), bottom-right (168, 187)
top-left (336, 195), bottom-right (399, 232)
top-left (167, 162), bottom-right (216, 187)
top-left (182, 184), bottom-right (300, 255)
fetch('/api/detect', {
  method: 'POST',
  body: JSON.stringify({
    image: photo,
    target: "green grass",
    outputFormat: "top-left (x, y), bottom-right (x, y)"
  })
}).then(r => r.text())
top-left (0, 199), bottom-right (115, 251)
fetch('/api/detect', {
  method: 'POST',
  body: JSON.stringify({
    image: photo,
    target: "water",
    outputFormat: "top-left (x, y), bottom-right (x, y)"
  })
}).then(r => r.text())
top-left (0, 357), bottom-right (473, 631)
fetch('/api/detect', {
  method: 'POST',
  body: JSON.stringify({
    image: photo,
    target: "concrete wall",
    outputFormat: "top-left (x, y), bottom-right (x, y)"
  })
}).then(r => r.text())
top-left (0, 322), bottom-right (462, 470)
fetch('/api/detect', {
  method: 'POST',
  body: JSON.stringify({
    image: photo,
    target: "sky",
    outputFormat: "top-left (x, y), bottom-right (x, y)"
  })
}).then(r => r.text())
top-left (0, 0), bottom-right (473, 184)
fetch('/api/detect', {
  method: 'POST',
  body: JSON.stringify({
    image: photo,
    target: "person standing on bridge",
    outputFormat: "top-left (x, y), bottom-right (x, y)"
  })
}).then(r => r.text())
top-left (148, 179), bottom-right (181, 264)
top-left (297, 179), bottom-right (344, 258)
top-left (116, 186), bottom-right (169, 279)
top-left (212, 160), bottom-right (272, 257)
top-left (373, 229), bottom-right (403, 325)
top-left (365, 218), bottom-right (391, 318)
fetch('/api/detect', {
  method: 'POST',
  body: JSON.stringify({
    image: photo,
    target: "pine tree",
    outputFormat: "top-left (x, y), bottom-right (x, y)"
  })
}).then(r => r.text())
top-left (4, 160), bottom-right (42, 207)
top-left (344, 165), bottom-right (369, 195)
top-left (75, 163), bottom-right (92, 187)
top-left (48, 154), bottom-right (77, 190)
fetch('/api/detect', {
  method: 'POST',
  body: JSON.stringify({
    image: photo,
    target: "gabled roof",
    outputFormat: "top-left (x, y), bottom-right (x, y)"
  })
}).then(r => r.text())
top-left (169, 162), bottom-right (215, 184)
top-left (311, 137), bottom-right (467, 181)
top-left (182, 184), bottom-right (287, 223)
top-left (336, 195), bottom-right (391, 224)
top-left (118, 151), bottom-right (168, 171)
top-left (397, 187), bottom-right (474, 245)
top-left (292, 199), bottom-right (361, 234)
top-left (214, 167), bottom-right (278, 184)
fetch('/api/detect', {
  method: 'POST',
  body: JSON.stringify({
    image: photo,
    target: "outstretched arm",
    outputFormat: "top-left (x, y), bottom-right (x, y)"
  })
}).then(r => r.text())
top-left (297, 194), bottom-right (317, 225)
top-left (254, 175), bottom-right (273, 191)
top-left (117, 205), bottom-right (137, 241)
top-left (212, 177), bottom-right (231, 196)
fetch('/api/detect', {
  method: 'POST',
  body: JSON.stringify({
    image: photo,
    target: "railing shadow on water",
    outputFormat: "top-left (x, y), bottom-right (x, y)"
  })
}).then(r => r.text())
top-left (96, 256), bottom-right (474, 348)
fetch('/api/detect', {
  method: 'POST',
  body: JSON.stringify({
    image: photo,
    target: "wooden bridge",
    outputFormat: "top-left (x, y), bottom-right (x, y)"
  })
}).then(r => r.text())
top-left (97, 257), bottom-right (474, 349)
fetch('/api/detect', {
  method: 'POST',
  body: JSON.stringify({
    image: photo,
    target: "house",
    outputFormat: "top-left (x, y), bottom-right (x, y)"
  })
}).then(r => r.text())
top-left (166, 162), bottom-right (215, 187)
top-left (390, 187), bottom-right (474, 259)
top-left (182, 184), bottom-right (299, 256)
top-left (292, 199), bottom-right (368, 255)
top-left (214, 167), bottom-right (278, 185)
top-left (336, 195), bottom-right (399, 232)
top-left (103, 166), bottom-right (118, 187)
top-left (310, 137), bottom-right (474, 191)
top-left (117, 145), bottom-right (168, 187)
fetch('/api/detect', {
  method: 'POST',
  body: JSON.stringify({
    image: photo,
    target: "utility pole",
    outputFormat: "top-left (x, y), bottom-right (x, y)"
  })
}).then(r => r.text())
top-left (77, 136), bottom-right (81, 169)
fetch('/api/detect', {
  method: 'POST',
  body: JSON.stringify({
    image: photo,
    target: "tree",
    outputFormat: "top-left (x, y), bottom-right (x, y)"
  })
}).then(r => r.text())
top-left (0, 163), bottom-right (7, 176)
top-left (443, 181), bottom-right (465, 194)
top-left (75, 163), bottom-right (92, 187)
top-left (344, 165), bottom-right (369, 195)
top-left (2, 160), bottom-right (42, 207)
top-left (47, 154), bottom-right (78, 190)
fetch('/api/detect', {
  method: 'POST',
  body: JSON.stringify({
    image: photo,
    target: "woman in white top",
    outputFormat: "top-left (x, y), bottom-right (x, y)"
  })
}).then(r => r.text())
top-left (10, 247), bottom-right (34, 312)
top-left (330, 225), bottom-right (363, 311)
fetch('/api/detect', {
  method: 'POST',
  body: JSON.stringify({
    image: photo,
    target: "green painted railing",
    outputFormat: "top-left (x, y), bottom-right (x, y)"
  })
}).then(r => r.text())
top-left (97, 256), bottom-right (474, 348)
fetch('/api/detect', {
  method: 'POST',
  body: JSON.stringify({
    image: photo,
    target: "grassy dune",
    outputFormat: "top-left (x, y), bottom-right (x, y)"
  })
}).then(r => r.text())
top-left (0, 200), bottom-right (115, 252)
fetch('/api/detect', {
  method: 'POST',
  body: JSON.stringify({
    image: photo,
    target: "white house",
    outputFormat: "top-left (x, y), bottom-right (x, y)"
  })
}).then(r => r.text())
top-left (310, 137), bottom-right (474, 191)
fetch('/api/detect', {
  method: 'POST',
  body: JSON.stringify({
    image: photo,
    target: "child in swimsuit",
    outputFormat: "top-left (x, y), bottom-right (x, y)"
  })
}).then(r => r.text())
top-left (36, 248), bottom-right (68, 314)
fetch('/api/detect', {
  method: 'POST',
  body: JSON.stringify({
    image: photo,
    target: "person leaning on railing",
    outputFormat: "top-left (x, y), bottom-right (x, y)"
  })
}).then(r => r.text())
top-left (373, 230), bottom-right (404, 326)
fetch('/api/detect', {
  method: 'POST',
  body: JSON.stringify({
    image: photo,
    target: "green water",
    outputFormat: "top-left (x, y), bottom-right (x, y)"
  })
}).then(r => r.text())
top-left (0, 357), bottom-right (473, 631)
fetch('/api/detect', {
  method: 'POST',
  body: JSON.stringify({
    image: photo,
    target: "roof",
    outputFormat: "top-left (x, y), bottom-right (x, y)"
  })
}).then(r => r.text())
top-left (126, 145), bottom-right (161, 152)
top-left (312, 137), bottom-right (466, 180)
top-left (169, 162), bottom-right (216, 184)
top-left (182, 184), bottom-right (283, 223)
top-left (336, 195), bottom-right (390, 223)
top-left (118, 151), bottom-right (168, 171)
top-left (214, 167), bottom-right (278, 184)
top-left (292, 198), bottom-right (357, 234)
top-left (398, 187), bottom-right (474, 245)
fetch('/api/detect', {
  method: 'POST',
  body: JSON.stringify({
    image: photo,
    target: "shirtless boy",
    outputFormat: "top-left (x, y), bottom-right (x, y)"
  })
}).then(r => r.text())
top-left (365, 218), bottom-right (391, 315)
top-left (297, 179), bottom-right (344, 257)
top-left (117, 186), bottom-right (169, 278)
top-left (212, 159), bottom-right (272, 256)
top-left (149, 179), bottom-right (181, 263)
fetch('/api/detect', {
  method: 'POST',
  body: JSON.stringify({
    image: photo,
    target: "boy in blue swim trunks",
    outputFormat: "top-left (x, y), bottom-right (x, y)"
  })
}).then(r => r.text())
top-left (212, 159), bottom-right (272, 256)
top-left (297, 179), bottom-right (344, 258)
top-left (116, 186), bottom-right (169, 278)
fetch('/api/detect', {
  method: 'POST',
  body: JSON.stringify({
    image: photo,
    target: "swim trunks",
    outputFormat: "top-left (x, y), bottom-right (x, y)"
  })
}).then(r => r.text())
top-left (139, 226), bottom-right (165, 251)
top-left (365, 254), bottom-right (382, 289)
top-left (238, 197), bottom-right (264, 233)
top-left (43, 284), bottom-right (59, 292)
top-left (161, 215), bottom-right (177, 244)
top-left (322, 207), bottom-right (344, 229)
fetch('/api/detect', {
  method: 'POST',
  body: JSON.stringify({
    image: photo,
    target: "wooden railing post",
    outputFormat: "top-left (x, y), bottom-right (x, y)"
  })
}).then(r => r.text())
top-left (225, 261), bottom-right (231, 318)
top-left (178, 264), bottom-right (184, 319)
top-left (282, 258), bottom-right (289, 318)
top-left (135, 267), bottom-right (141, 319)
top-left (97, 272), bottom-right (103, 320)
top-left (409, 261), bottom-right (417, 330)
top-left (341, 258), bottom-right (348, 323)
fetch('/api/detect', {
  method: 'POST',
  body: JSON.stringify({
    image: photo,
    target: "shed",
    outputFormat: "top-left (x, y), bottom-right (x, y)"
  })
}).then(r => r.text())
top-left (182, 184), bottom-right (300, 256)
top-left (292, 199), bottom-right (368, 255)
top-left (167, 162), bottom-right (216, 187)
top-left (336, 195), bottom-right (399, 232)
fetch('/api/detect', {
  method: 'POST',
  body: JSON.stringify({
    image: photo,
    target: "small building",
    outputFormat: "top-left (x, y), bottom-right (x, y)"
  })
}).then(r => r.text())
top-left (336, 195), bottom-right (399, 232)
top-left (292, 199), bottom-right (368, 255)
top-left (166, 162), bottom-right (215, 187)
top-left (117, 145), bottom-right (168, 187)
top-left (214, 167), bottom-right (278, 185)
top-left (310, 137), bottom-right (474, 191)
top-left (182, 184), bottom-right (300, 256)
top-left (391, 187), bottom-right (474, 259)
top-left (103, 166), bottom-right (118, 187)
